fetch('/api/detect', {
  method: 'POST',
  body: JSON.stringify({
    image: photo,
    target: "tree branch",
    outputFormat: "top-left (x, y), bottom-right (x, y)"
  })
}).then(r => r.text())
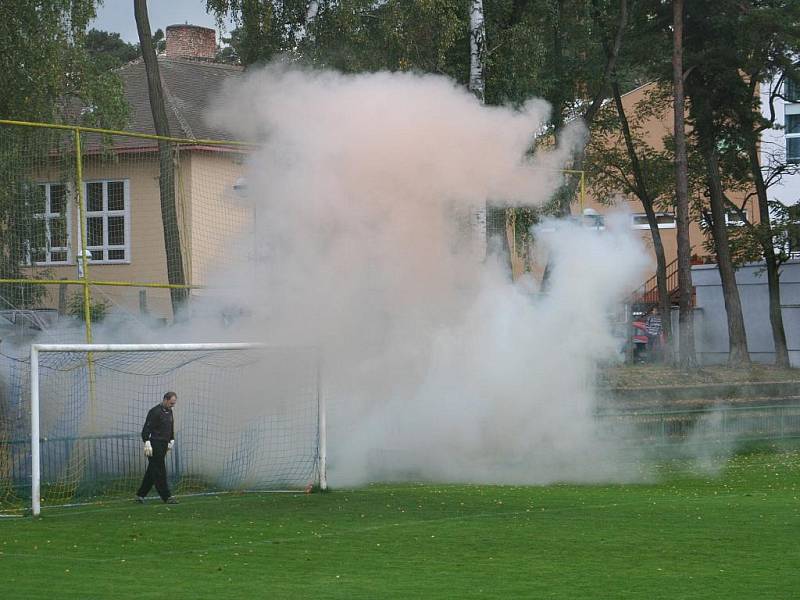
top-left (584, 0), bottom-right (628, 125)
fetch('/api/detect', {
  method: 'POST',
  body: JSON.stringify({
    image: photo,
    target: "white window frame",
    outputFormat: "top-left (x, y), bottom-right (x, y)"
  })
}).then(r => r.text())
top-left (26, 182), bottom-right (72, 266)
top-left (631, 213), bottom-right (676, 230)
top-left (785, 72), bottom-right (800, 103)
top-left (83, 179), bottom-right (131, 264)
top-left (786, 113), bottom-right (800, 165)
top-left (700, 209), bottom-right (748, 230)
top-left (786, 205), bottom-right (800, 258)
top-left (724, 209), bottom-right (746, 227)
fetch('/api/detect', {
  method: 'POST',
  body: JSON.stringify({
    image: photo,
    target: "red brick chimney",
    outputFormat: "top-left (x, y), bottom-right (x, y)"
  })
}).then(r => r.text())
top-left (165, 25), bottom-right (216, 61)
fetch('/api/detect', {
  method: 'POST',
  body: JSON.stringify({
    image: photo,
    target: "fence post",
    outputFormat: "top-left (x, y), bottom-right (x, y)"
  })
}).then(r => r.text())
top-left (580, 170), bottom-right (586, 213)
top-left (30, 344), bottom-right (41, 516)
top-left (722, 408), bottom-right (727, 438)
top-left (74, 128), bottom-right (98, 432)
top-left (74, 128), bottom-right (92, 344)
top-left (139, 290), bottom-right (148, 315)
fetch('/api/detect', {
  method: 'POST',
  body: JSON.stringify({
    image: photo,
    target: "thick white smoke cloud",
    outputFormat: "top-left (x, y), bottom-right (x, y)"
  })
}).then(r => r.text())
top-left (200, 64), bottom-right (650, 485)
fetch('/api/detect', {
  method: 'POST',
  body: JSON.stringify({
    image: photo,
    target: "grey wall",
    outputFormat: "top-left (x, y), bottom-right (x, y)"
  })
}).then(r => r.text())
top-left (691, 260), bottom-right (800, 366)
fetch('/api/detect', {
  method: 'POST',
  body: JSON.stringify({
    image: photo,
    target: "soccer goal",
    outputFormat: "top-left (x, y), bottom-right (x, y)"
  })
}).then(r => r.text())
top-left (28, 343), bottom-right (326, 516)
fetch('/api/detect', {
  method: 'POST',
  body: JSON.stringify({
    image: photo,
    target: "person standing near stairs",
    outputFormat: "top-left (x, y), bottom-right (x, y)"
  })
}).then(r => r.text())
top-left (645, 308), bottom-right (664, 360)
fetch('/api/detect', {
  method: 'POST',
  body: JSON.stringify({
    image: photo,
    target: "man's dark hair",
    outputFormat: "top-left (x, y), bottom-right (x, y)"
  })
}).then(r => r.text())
top-left (163, 391), bottom-right (177, 401)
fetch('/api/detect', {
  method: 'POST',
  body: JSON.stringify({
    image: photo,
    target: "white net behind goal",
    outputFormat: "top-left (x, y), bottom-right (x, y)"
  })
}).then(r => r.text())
top-left (20, 345), bottom-right (321, 508)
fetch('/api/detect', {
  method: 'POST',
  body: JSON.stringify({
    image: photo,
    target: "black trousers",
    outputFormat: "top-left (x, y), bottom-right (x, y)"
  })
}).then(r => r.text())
top-left (136, 440), bottom-right (171, 501)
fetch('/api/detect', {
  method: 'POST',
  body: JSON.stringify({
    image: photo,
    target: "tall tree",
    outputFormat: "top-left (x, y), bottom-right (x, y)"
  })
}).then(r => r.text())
top-left (677, 2), bottom-right (753, 367)
top-left (695, 65), bottom-right (793, 368)
top-left (208, 0), bottom-right (327, 66)
top-left (677, 0), bottom-right (800, 367)
top-left (133, 0), bottom-right (188, 317)
top-left (0, 1), bottom-right (127, 126)
top-left (586, 81), bottom-right (675, 359)
top-left (671, 0), bottom-right (696, 368)
top-left (0, 0), bottom-right (127, 308)
top-left (744, 73), bottom-right (791, 365)
top-left (629, 0), bottom-right (799, 367)
top-left (700, 142), bottom-right (751, 365)
top-left (209, 0), bottom-right (472, 76)
top-left (543, 0), bottom-right (628, 217)
top-left (712, 2), bottom-right (800, 367)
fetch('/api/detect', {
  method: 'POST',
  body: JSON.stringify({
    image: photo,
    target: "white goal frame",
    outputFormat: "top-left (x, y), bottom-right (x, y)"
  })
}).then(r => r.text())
top-left (30, 343), bottom-right (327, 516)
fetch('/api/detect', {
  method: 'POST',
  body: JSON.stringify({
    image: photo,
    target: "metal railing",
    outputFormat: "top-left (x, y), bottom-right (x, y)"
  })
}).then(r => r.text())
top-left (630, 256), bottom-right (681, 310)
top-left (598, 404), bottom-right (800, 445)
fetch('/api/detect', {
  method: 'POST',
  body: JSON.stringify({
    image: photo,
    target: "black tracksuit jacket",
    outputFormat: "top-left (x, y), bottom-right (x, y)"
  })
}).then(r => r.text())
top-left (141, 404), bottom-right (175, 443)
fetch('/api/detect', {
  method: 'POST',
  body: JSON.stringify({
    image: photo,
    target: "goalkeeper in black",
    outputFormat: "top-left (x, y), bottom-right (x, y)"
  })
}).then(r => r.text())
top-left (136, 391), bottom-right (179, 504)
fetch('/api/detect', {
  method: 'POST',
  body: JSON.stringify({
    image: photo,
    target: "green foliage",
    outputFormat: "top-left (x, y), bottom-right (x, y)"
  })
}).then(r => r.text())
top-left (765, 202), bottom-right (800, 262)
top-left (593, 0), bottom-right (800, 271)
top-left (0, 0), bottom-right (93, 122)
top-left (216, 28), bottom-right (244, 64)
top-left (337, 0), bottom-right (469, 76)
top-left (699, 216), bottom-right (764, 267)
top-left (0, 2), bottom-right (130, 311)
top-left (86, 29), bottom-right (140, 71)
top-left (67, 292), bottom-right (109, 322)
top-left (152, 28), bottom-right (167, 55)
top-left (208, 0), bottom-right (304, 65)
top-left (0, 1), bottom-right (127, 128)
top-left (208, 0), bottom-right (471, 76)
top-left (206, 0), bottom-right (630, 122)
top-left (585, 85), bottom-right (674, 210)
top-left (675, 1), bottom-right (800, 269)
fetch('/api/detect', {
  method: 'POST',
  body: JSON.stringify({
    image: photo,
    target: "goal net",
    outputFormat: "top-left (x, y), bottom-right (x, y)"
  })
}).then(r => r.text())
top-left (3, 343), bottom-right (325, 515)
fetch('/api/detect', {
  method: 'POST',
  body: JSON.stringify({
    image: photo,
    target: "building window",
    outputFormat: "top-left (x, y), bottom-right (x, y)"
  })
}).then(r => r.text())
top-left (786, 205), bottom-right (800, 258)
top-left (786, 114), bottom-right (800, 164)
top-left (581, 209), bottom-right (605, 230)
top-left (700, 209), bottom-right (748, 230)
top-left (84, 180), bottom-right (130, 263)
top-left (786, 75), bottom-right (800, 103)
top-left (724, 209), bottom-right (746, 227)
top-left (26, 183), bottom-right (71, 265)
top-left (631, 213), bottom-right (676, 229)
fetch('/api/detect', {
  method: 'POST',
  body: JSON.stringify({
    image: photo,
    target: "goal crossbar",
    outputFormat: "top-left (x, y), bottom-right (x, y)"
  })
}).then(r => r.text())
top-left (29, 343), bottom-right (327, 516)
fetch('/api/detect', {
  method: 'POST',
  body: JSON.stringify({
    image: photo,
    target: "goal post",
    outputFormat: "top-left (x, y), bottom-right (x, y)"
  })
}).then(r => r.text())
top-left (29, 343), bottom-right (327, 516)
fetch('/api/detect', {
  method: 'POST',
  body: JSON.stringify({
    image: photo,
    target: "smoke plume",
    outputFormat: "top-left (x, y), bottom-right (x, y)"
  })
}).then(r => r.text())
top-left (202, 64), bottom-right (650, 485)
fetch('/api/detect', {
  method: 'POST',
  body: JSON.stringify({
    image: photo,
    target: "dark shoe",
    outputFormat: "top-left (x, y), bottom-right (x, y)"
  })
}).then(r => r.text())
top-left (135, 496), bottom-right (145, 504)
top-left (165, 496), bottom-right (179, 504)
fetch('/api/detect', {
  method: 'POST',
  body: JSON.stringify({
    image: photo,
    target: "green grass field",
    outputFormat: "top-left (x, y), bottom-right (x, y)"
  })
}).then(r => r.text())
top-left (2, 449), bottom-right (798, 599)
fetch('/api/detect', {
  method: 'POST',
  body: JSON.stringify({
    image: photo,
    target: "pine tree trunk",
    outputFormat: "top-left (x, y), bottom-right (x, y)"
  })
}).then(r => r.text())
top-left (748, 144), bottom-right (789, 366)
top-left (134, 0), bottom-right (188, 318)
top-left (705, 148), bottom-right (750, 366)
top-left (672, 0), bottom-right (696, 368)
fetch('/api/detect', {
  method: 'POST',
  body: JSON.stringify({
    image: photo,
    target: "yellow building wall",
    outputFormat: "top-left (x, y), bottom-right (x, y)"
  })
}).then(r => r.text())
top-left (186, 150), bottom-right (249, 287)
top-left (23, 148), bottom-right (250, 322)
top-left (26, 154), bottom-right (176, 320)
